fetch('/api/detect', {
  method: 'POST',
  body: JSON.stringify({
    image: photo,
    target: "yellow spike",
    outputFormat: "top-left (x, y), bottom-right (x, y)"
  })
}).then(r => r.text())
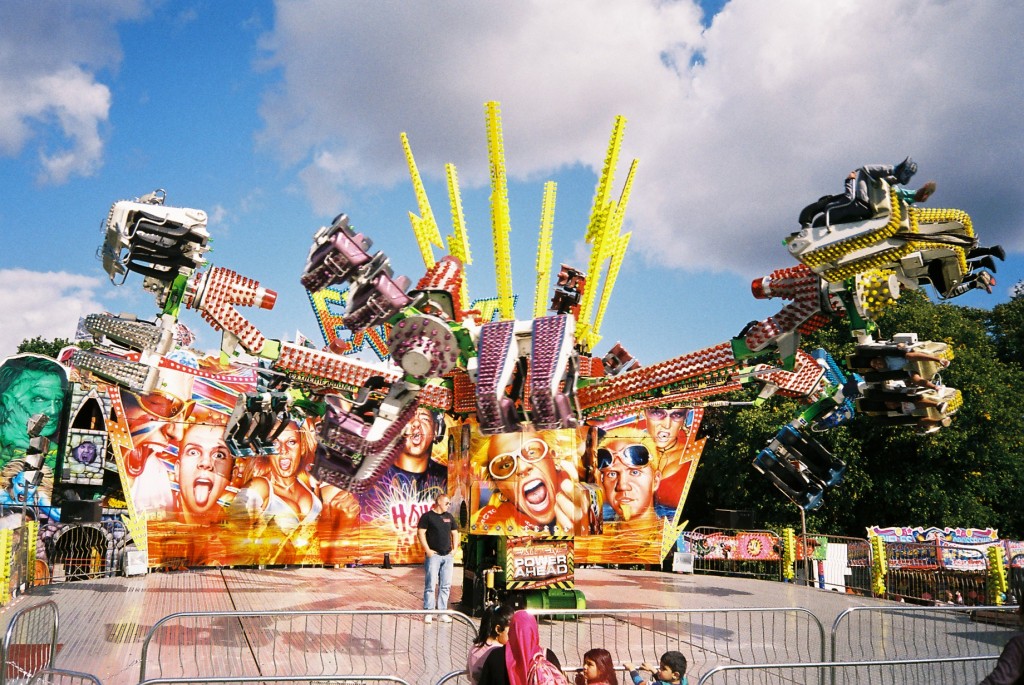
top-left (485, 101), bottom-right (515, 320)
top-left (592, 231), bottom-right (631, 341)
top-left (576, 116), bottom-right (634, 348)
top-left (445, 163), bottom-right (472, 308)
top-left (445, 163), bottom-right (471, 265)
top-left (534, 181), bottom-right (557, 319)
top-left (409, 212), bottom-right (437, 270)
top-left (585, 160), bottom-right (638, 342)
top-left (573, 324), bottom-right (592, 353)
top-left (576, 200), bottom-right (615, 335)
top-left (585, 115), bottom-right (626, 243)
top-left (609, 159), bottom-right (638, 235)
top-left (401, 132), bottom-right (443, 268)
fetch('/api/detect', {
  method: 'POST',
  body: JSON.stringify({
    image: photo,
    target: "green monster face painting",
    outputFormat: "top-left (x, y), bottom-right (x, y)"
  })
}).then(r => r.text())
top-left (0, 356), bottom-right (67, 468)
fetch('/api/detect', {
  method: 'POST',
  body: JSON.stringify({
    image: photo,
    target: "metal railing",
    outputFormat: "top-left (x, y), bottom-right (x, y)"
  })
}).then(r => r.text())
top-left (27, 668), bottom-right (103, 685)
top-left (435, 666), bottom-right (638, 685)
top-left (136, 606), bottom-right (825, 685)
top-left (432, 672), bottom-right (468, 685)
top-left (139, 677), bottom-right (412, 685)
top-left (800, 533), bottom-right (873, 595)
top-left (696, 655), bottom-right (998, 684)
top-left (528, 608), bottom-right (826, 681)
top-left (684, 528), bottom-right (784, 581)
top-left (830, 604), bottom-right (1019, 662)
top-left (879, 539), bottom-right (993, 604)
top-left (1, 600), bottom-right (59, 685)
top-left (41, 521), bottom-right (129, 584)
top-left (139, 610), bottom-right (474, 685)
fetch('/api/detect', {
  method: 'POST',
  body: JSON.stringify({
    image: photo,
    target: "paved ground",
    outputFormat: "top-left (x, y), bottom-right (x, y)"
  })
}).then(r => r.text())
top-left (0, 566), bottom-right (1016, 685)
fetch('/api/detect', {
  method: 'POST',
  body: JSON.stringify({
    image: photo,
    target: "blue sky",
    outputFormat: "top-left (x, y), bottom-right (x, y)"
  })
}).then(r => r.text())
top-left (1, 0), bottom-right (1021, 364)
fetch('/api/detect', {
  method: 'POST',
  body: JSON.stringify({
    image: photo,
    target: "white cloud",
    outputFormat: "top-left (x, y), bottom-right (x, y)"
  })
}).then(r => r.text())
top-left (31, 66), bottom-right (112, 183)
top-left (257, 0), bottom-right (702, 185)
top-left (0, 270), bottom-right (109, 358)
top-left (258, 0), bottom-right (1024, 275)
top-left (0, 1), bottom-right (146, 184)
top-left (208, 204), bottom-right (230, 228)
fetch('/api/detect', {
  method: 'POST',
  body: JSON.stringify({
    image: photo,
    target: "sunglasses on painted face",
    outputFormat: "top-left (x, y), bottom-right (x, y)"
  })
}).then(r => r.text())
top-left (488, 438), bottom-right (549, 480)
top-left (129, 389), bottom-right (196, 422)
top-left (646, 408), bottom-right (689, 422)
top-left (597, 444), bottom-right (651, 469)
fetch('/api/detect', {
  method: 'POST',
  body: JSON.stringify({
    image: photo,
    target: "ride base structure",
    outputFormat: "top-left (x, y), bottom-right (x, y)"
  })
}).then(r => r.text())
top-left (42, 101), bottom-right (996, 613)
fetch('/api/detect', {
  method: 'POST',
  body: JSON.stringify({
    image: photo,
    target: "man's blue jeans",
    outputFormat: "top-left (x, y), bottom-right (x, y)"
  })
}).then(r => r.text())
top-left (423, 552), bottom-right (454, 610)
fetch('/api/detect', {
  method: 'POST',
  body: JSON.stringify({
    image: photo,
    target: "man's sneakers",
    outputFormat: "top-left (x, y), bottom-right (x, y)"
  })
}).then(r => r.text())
top-left (424, 613), bottom-right (453, 623)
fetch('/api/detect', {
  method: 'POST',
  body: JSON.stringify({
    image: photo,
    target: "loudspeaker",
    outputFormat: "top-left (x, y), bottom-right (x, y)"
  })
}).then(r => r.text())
top-left (673, 552), bottom-right (695, 574)
top-left (60, 500), bottom-right (102, 523)
top-left (124, 550), bottom-right (148, 576)
top-left (713, 508), bottom-right (754, 530)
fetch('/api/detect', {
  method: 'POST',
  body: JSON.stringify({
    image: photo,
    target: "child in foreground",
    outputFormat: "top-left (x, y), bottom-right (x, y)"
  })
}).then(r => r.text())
top-left (624, 650), bottom-right (688, 685)
top-left (574, 648), bottom-right (616, 685)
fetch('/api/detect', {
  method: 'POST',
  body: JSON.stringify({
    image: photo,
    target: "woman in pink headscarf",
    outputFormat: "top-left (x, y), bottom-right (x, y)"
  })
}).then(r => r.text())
top-left (478, 610), bottom-right (564, 685)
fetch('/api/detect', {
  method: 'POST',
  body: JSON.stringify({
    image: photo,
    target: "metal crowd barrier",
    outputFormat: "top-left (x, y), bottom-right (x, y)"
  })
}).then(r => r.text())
top-left (685, 528), bottom-right (784, 581)
top-left (830, 604), bottom-right (1019, 662)
top-left (435, 665), bottom-right (638, 685)
top-left (138, 610), bottom-right (474, 685)
top-left (881, 539), bottom-right (991, 604)
top-left (139, 677), bottom-right (412, 685)
top-left (800, 533), bottom-right (873, 595)
top-left (131, 604), bottom-right (1017, 685)
top-left (696, 655), bottom-right (998, 685)
top-left (27, 668), bottom-right (103, 685)
top-left (528, 608), bottom-right (826, 681)
top-left (1, 600), bottom-right (59, 685)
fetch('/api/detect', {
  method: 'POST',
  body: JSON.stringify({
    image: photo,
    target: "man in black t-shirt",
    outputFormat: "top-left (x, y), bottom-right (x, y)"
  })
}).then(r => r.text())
top-left (416, 494), bottom-right (459, 622)
top-left (359, 407), bottom-right (447, 522)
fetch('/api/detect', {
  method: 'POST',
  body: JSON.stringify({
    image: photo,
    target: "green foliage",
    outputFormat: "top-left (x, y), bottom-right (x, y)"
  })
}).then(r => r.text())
top-left (988, 284), bottom-right (1024, 365)
top-left (15, 336), bottom-right (75, 358)
top-left (686, 290), bottom-right (1024, 539)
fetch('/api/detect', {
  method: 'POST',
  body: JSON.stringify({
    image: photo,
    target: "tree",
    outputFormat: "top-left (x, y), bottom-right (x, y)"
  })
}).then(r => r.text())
top-left (15, 336), bottom-right (76, 358)
top-left (988, 282), bottom-right (1024, 366)
top-left (685, 290), bottom-right (1024, 538)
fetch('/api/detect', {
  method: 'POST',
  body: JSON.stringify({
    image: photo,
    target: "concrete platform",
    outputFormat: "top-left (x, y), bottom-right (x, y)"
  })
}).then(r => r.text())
top-left (0, 566), bottom-right (1014, 685)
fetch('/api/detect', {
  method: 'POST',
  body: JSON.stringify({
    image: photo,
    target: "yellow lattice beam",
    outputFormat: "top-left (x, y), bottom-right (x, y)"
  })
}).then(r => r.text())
top-left (104, 386), bottom-right (149, 553)
top-left (445, 163), bottom-right (472, 309)
top-left (534, 181), bottom-right (557, 319)
top-left (0, 529), bottom-right (11, 605)
top-left (609, 159), bottom-right (638, 236)
top-left (576, 117), bottom-right (633, 352)
top-left (401, 132), bottom-right (443, 269)
top-left (587, 159), bottom-right (638, 345)
top-left (408, 213), bottom-right (437, 271)
top-left (585, 116), bottom-right (626, 243)
top-left (576, 203), bottom-right (609, 340)
top-left (486, 101), bottom-right (515, 320)
top-left (591, 231), bottom-right (632, 345)
top-left (445, 163), bottom-right (471, 265)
